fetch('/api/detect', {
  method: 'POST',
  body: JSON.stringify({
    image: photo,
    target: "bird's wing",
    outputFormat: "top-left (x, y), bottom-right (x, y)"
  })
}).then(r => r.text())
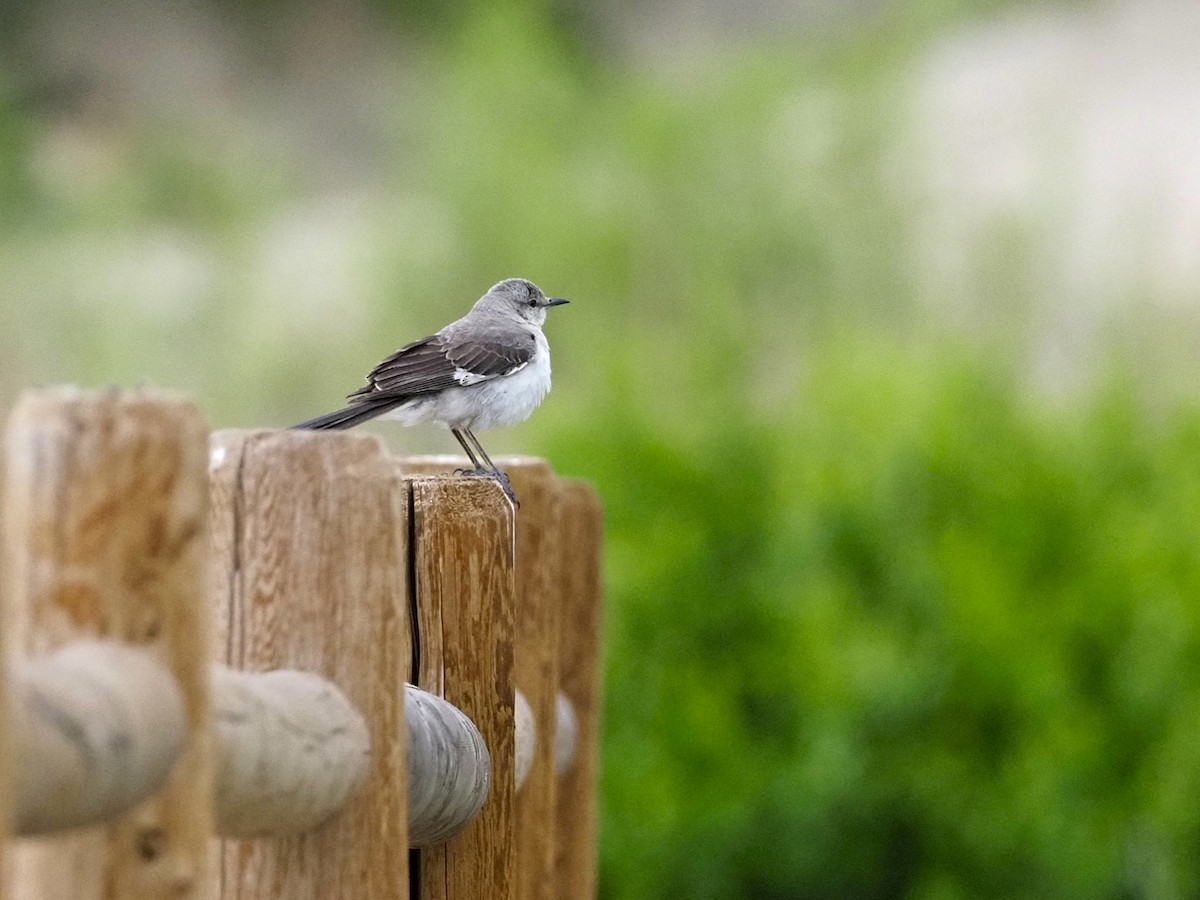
top-left (347, 329), bottom-right (536, 401)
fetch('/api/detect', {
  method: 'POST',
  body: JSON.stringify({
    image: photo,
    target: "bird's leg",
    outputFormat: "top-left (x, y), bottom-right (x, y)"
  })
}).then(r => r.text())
top-left (451, 429), bottom-right (515, 505)
top-left (451, 428), bottom-right (487, 475)
top-left (463, 429), bottom-right (497, 471)
top-left (464, 428), bottom-right (518, 507)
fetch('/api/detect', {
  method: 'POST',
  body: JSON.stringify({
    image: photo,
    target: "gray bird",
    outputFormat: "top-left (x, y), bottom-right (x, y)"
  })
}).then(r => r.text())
top-left (293, 278), bottom-right (569, 502)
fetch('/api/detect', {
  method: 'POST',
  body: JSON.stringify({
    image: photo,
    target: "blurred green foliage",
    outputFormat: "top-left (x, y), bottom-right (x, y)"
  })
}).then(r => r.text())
top-left (1, 1), bottom-right (1197, 897)
top-left (564, 343), bottom-right (1200, 899)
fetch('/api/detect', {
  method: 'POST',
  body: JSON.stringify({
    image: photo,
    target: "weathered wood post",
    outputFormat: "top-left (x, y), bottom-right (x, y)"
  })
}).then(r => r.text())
top-left (501, 458), bottom-right (564, 900)
top-left (553, 482), bottom-right (604, 900)
top-left (209, 430), bottom-right (410, 900)
top-left (404, 468), bottom-right (517, 900)
top-left (0, 452), bottom-right (9, 900)
top-left (3, 388), bottom-right (214, 900)
top-left (1, 388), bottom-right (601, 899)
top-left (400, 456), bottom-right (567, 900)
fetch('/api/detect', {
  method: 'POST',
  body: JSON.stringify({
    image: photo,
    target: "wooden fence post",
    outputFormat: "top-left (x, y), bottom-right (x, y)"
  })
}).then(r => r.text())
top-left (405, 471), bottom-right (516, 900)
top-left (399, 457), bottom-right (584, 900)
top-left (500, 459), bottom-right (565, 900)
top-left (0, 446), bottom-right (9, 900)
top-left (3, 388), bottom-right (213, 900)
top-left (553, 483), bottom-right (603, 900)
top-left (0, 397), bottom-right (599, 900)
top-left (208, 430), bottom-right (410, 900)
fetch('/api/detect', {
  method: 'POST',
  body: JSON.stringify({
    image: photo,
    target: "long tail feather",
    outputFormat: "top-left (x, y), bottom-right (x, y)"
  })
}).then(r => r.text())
top-left (291, 398), bottom-right (403, 430)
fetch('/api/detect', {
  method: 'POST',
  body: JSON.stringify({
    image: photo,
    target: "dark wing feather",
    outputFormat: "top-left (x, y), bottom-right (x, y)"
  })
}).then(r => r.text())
top-left (347, 331), bottom-right (535, 402)
top-left (347, 336), bottom-right (453, 399)
top-left (447, 335), bottom-right (531, 376)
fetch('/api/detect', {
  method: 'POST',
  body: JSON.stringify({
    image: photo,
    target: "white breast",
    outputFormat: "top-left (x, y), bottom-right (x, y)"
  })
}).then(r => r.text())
top-left (469, 330), bottom-right (552, 431)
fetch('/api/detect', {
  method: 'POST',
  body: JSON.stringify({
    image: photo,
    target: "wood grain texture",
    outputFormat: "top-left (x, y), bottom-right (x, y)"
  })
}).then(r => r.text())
top-left (498, 458), bottom-right (564, 900)
top-left (0, 448), bottom-right (9, 900)
top-left (405, 685), bottom-right (491, 847)
top-left (3, 387), bottom-right (213, 900)
top-left (407, 473), bottom-right (515, 900)
top-left (209, 430), bottom-right (409, 900)
top-left (400, 456), bottom-right (564, 900)
top-left (552, 483), bottom-right (603, 900)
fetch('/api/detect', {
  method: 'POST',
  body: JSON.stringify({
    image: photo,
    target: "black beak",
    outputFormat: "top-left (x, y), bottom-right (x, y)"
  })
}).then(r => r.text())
top-left (545, 297), bottom-right (570, 308)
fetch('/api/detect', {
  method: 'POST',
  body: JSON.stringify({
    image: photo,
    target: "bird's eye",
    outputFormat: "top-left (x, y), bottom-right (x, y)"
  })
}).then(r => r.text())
top-left (528, 298), bottom-right (538, 308)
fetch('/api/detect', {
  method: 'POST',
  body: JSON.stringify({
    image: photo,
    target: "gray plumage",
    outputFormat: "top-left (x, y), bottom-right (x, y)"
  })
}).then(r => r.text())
top-left (293, 278), bottom-right (568, 498)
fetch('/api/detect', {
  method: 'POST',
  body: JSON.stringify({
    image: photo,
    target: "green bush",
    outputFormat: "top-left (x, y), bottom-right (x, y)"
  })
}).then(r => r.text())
top-left (548, 344), bottom-right (1200, 900)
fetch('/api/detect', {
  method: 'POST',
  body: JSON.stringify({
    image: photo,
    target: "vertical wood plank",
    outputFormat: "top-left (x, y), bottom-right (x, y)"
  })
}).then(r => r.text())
top-left (552, 483), bottom-right (603, 900)
top-left (407, 474), bottom-right (515, 900)
top-left (209, 430), bottom-right (409, 900)
top-left (3, 388), bottom-right (213, 900)
top-left (0, 422), bottom-right (11, 900)
top-left (397, 456), bottom-right (565, 900)
top-left (206, 430), bottom-right (248, 671)
top-left (498, 458), bottom-right (564, 900)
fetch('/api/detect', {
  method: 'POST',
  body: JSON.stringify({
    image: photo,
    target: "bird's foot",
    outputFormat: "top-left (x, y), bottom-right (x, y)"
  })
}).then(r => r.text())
top-left (491, 470), bottom-right (520, 508)
top-left (452, 467), bottom-right (519, 507)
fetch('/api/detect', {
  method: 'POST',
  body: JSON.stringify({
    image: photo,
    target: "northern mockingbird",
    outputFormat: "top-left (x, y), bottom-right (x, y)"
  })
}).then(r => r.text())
top-left (293, 278), bottom-right (569, 502)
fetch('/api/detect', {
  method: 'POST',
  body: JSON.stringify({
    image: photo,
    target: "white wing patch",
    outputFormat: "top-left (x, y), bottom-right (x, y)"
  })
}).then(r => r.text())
top-left (453, 368), bottom-right (488, 385)
top-left (453, 361), bottom-right (528, 386)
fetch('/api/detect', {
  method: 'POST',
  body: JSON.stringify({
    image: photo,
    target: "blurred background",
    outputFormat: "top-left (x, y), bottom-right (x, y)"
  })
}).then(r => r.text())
top-left (4, 0), bottom-right (1200, 896)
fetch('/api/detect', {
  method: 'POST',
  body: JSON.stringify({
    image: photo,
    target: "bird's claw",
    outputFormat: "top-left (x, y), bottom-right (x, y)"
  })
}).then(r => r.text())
top-left (451, 467), bottom-right (519, 507)
top-left (492, 471), bottom-right (519, 508)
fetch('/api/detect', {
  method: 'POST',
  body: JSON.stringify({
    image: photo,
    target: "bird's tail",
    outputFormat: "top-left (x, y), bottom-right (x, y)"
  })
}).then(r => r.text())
top-left (291, 398), bottom-right (403, 430)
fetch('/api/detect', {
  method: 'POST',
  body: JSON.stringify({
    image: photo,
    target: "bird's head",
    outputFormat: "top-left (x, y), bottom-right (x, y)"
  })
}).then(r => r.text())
top-left (479, 278), bottom-right (569, 326)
